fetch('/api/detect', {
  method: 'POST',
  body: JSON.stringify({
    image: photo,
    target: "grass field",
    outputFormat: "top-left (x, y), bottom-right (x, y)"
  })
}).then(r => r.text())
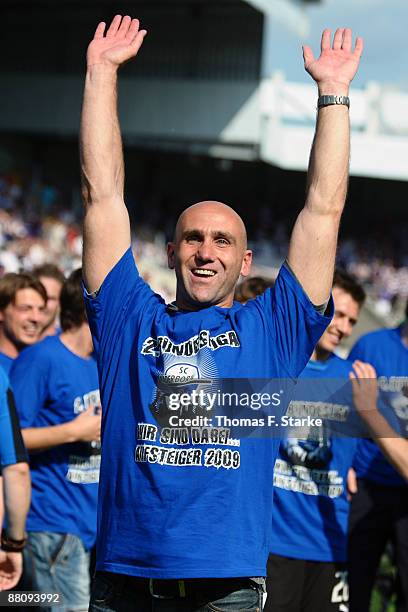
top-left (371, 592), bottom-right (396, 612)
top-left (370, 553), bottom-right (397, 612)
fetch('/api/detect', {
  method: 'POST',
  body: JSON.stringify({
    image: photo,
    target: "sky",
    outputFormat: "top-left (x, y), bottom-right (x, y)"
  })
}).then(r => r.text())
top-left (269, 0), bottom-right (408, 91)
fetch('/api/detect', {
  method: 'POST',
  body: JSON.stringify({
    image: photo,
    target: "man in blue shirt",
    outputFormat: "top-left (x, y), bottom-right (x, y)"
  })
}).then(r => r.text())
top-left (265, 270), bottom-right (365, 612)
top-left (81, 16), bottom-right (363, 611)
top-left (0, 367), bottom-right (30, 591)
top-left (348, 304), bottom-right (408, 612)
top-left (0, 273), bottom-right (47, 544)
top-left (11, 270), bottom-right (101, 611)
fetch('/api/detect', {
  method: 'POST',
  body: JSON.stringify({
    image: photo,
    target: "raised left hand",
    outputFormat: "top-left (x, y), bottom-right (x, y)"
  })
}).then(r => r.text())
top-left (303, 28), bottom-right (363, 94)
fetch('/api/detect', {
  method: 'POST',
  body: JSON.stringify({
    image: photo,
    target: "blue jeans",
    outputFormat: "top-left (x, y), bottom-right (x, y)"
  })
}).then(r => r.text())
top-left (89, 572), bottom-right (264, 611)
top-left (23, 532), bottom-right (90, 612)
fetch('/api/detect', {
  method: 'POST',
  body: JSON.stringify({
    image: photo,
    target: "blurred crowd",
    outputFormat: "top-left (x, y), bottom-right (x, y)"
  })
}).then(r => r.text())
top-left (0, 172), bottom-right (176, 303)
top-left (337, 239), bottom-right (408, 319)
top-left (1, 171), bottom-right (407, 320)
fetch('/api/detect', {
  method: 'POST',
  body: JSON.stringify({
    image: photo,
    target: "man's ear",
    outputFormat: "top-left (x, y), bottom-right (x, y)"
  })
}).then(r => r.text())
top-left (240, 250), bottom-right (253, 278)
top-left (167, 242), bottom-right (175, 270)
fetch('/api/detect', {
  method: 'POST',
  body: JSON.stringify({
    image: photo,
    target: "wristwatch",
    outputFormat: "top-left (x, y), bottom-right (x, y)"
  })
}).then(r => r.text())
top-left (317, 95), bottom-right (350, 109)
top-left (1, 529), bottom-right (27, 552)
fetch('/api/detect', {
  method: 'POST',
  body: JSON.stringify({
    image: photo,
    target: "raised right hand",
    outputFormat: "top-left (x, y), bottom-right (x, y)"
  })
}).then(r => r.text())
top-left (303, 28), bottom-right (363, 94)
top-left (71, 406), bottom-right (101, 443)
top-left (87, 15), bottom-right (147, 70)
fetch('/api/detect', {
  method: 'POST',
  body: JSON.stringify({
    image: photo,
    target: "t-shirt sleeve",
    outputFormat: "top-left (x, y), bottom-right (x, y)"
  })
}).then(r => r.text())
top-left (256, 264), bottom-right (333, 378)
top-left (0, 372), bottom-right (27, 467)
top-left (10, 349), bottom-right (49, 428)
top-left (83, 248), bottom-right (159, 359)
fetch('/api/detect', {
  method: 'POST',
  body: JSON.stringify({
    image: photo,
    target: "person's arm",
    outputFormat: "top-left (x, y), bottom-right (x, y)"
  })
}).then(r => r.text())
top-left (0, 478), bottom-right (3, 534)
top-left (2, 462), bottom-right (30, 542)
top-left (350, 360), bottom-right (408, 481)
top-left (287, 28), bottom-right (363, 305)
top-left (0, 395), bottom-right (29, 538)
top-left (10, 346), bottom-right (101, 453)
top-left (81, 15), bottom-right (147, 293)
top-left (21, 407), bottom-right (101, 452)
top-left (0, 462), bottom-right (30, 591)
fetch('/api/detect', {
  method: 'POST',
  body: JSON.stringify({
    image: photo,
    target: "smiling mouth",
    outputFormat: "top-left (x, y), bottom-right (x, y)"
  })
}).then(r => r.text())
top-left (191, 269), bottom-right (216, 278)
top-left (328, 332), bottom-right (341, 344)
top-left (23, 323), bottom-right (40, 333)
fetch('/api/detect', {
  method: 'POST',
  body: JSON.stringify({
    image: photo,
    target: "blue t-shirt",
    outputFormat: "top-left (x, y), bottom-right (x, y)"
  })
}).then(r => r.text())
top-left (271, 355), bottom-right (361, 562)
top-left (10, 336), bottom-right (101, 549)
top-left (0, 352), bottom-right (13, 375)
top-left (84, 248), bottom-right (332, 579)
top-left (0, 367), bottom-right (27, 468)
top-left (349, 326), bottom-right (408, 487)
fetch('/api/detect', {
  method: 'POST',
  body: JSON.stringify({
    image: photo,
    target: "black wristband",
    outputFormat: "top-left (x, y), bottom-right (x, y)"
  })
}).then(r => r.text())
top-left (1, 529), bottom-right (27, 552)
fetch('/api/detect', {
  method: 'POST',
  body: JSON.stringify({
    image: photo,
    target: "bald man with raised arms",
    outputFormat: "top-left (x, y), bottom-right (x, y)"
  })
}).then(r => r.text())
top-left (80, 16), bottom-right (363, 611)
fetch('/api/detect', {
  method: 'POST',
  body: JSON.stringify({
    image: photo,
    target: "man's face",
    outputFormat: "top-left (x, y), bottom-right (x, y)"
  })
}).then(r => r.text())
top-left (167, 202), bottom-right (252, 309)
top-left (318, 287), bottom-right (360, 352)
top-left (39, 276), bottom-right (63, 330)
top-left (0, 288), bottom-right (46, 349)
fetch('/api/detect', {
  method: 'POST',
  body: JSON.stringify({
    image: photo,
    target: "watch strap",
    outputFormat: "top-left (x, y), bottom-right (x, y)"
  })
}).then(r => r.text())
top-left (317, 94), bottom-right (350, 109)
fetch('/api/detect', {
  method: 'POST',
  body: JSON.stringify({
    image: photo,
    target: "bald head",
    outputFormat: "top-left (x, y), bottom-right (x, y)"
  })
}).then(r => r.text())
top-left (175, 201), bottom-right (247, 249)
top-left (168, 200), bottom-right (252, 310)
